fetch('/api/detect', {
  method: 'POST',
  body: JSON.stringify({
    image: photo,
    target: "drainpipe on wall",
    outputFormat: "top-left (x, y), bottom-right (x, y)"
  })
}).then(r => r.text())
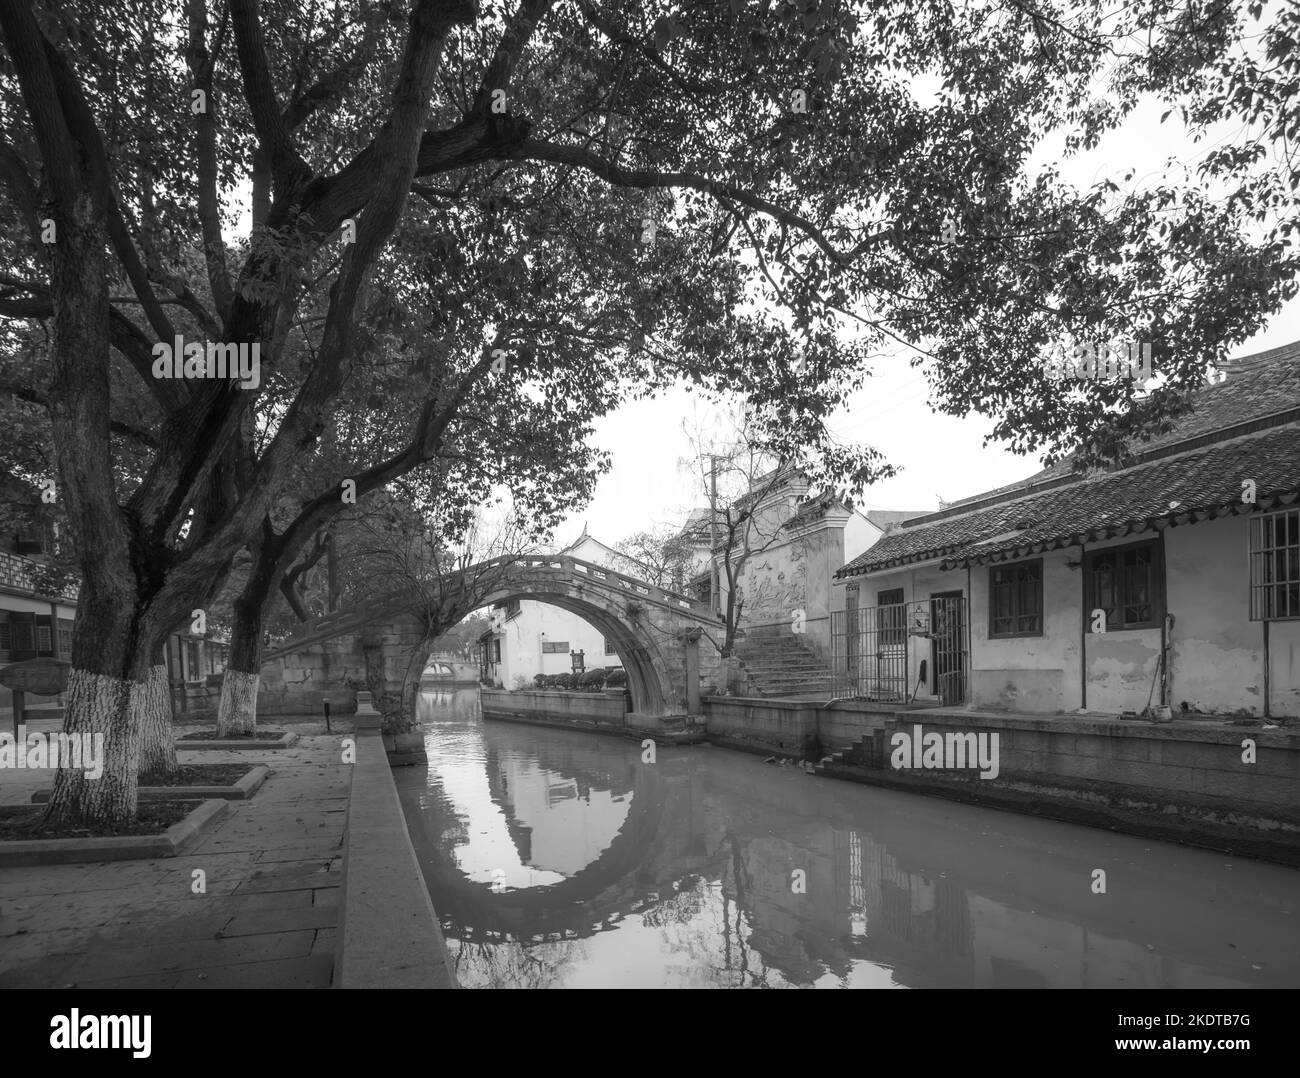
top-left (965, 563), bottom-right (973, 706)
top-left (1263, 619), bottom-right (1271, 720)
top-left (1079, 541), bottom-right (1087, 711)
top-left (1158, 527), bottom-right (1170, 707)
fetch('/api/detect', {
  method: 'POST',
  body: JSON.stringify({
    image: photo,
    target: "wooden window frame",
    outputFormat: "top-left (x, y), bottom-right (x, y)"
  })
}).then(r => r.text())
top-left (988, 558), bottom-right (1044, 638)
top-left (876, 587), bottom-right (905, 646)
top-left (1085, 538), bottom-right (1163, 632)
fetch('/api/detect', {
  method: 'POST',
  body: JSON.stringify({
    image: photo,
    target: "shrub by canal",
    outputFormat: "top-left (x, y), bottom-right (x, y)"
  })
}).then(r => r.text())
top-left (532, 668), bottom-right (627, 691)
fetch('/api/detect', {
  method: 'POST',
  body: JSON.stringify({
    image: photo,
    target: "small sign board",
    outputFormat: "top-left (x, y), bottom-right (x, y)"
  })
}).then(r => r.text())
top-left (571, 649), bottom-right (585, 674)
top-left (0, 657), bottom-right (71, 696)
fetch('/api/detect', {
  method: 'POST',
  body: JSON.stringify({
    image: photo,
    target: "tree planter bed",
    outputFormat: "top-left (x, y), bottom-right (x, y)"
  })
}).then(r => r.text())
top-left (0, 799), bottom-right (229, 867)
top-left (29, 765), bottom-right (269, 804)
top-left (176, 731), bottom-right (298, 750)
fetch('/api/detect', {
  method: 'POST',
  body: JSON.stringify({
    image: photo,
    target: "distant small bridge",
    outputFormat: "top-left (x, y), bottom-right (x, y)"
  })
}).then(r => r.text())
top-left (422, 654), bottom-right (479, 683)
top-left (260, 555), bottom-right (724, 721)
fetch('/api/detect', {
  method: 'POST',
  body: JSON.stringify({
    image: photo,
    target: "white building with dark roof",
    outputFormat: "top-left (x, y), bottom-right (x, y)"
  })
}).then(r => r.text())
top-left (831, 344), bottom-right (1300, 718)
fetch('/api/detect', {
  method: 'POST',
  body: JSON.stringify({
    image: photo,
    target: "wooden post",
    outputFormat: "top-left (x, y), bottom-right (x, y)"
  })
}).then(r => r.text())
top-left (11, 688), bottom-right (23, 739)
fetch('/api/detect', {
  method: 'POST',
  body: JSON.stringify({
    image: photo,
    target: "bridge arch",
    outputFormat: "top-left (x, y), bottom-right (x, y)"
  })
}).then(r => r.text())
top-left (471, 584), bottom-right (675, 716)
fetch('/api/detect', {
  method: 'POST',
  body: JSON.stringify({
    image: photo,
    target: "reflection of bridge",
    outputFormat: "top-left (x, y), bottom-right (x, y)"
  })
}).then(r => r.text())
top-left (400, 748), bottom-right (717, 945)
top-left (260, 555), bottom-right (724, 722)
top-left (399, 696), bottom-right (1290, 989)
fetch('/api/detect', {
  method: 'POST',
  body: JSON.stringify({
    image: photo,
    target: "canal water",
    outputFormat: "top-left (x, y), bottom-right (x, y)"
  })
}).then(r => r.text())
top-left (394, 688), bottom-right (1300, 989)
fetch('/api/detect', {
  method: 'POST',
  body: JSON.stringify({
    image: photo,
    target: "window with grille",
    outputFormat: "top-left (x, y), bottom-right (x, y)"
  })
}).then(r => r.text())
top-left (36, 624), bottom-right (52, 654)
top-left (604, 639), bottom-right (616, 655)
top-left (989, 559), bottom-right (1043, 637)
top-left (1086, 540), bottom-right (1161, 631)
top-left (876, 587), bottom-right (905, 645)
top-left (58, 619), bottom-right (73, 658)
top-left (1250, 509), bottom-right (1300, 620)
top-left (542, 641), bottom-right (569, 654)
top-left (8, 615), bottom-right (34, 657)
top-left (0, 619), bottom-right (10, 655)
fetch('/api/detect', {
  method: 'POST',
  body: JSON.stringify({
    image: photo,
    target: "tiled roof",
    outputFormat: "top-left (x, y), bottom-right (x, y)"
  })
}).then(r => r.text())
top-left (941, 340), bottom-right (1300, 508)
top-left (838, 343), bottom-right (1300, 577)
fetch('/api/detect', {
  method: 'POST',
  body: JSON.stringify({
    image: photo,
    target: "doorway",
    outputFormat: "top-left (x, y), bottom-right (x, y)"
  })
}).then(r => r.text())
top-left (929, 591), bottom-right (966, 705)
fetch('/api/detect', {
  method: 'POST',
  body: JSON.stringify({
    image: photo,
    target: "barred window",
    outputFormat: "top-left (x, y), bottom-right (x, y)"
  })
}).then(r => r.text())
top-left (989, 559), bottom-right (1043, 637)
top-left (1087, 540), bottom-right (1161, 631)
top-left (36, 624), bottom-right (52, 654)
top-left (604, 639), bottom-right (617, 655)
top-left (1250, 509), bottom-right (1300, 620)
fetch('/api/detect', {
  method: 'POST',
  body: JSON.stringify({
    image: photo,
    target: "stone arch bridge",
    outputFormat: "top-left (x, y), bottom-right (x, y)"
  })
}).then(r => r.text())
top-left (257, 555), bottom-right (724, 725)
top-left (421, 654), bottom-right (480, 683)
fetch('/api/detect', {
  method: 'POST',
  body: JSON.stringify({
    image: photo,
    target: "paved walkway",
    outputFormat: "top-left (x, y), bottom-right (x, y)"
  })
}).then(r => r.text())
top-left (0, 721), bottom-right (352, 988)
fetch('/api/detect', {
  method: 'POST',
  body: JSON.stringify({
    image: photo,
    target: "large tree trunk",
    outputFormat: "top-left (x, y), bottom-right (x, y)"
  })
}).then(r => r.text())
top-left (44, 668), bottom-right (142, 827)
top-left (217, 669), bottom-right (260, 736)
top-left (137, 661), bottom-right (177, 783)
top-left (217, 595), bottom-right (264, 736)
top-left (397, 635), bottom-right (435, 731)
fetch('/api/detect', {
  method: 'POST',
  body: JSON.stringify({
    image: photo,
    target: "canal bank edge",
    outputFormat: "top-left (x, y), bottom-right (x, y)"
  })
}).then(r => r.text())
top-left (336, 699), bottom-right (457, 988)
top-left (480, 689), bottom-right (1300, 867)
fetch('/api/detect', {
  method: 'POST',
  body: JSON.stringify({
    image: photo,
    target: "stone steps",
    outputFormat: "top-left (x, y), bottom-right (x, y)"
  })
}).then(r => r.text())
top-left (735, 628), bottom-right (835, 698)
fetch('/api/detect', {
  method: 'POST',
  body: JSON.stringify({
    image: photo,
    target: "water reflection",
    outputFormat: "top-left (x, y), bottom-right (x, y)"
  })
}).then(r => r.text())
top-left (396, 689), bottom-right (1300, 989)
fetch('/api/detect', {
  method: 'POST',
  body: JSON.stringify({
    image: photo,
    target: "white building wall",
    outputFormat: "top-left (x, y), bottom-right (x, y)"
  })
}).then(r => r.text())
top-left (843, 515), bottom-right (881, 565)
top-left (481, 531), bottom-right (642, 689)
top-left (830, 514), bottom-right (1299, 717)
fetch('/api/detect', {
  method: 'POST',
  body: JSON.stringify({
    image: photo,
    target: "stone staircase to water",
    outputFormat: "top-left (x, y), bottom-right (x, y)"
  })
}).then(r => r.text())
top-left (813, 728), bottom-right (886, 775)
top-left (735, 624), bottom-right (835, 697)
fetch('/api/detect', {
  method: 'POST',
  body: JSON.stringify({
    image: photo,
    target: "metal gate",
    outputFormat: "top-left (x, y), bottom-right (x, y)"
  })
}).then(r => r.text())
top-left (831, 595), bottom-right (967, 704)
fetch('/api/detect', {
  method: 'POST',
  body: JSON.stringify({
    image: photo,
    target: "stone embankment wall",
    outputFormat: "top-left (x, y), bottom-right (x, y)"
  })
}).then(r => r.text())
top-left (480, 687), bottom-right (629, 733)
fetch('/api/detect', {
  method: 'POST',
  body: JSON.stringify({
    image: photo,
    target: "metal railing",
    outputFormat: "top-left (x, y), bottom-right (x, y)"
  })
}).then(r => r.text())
top-left (830, 596), bottom-right (968, 704)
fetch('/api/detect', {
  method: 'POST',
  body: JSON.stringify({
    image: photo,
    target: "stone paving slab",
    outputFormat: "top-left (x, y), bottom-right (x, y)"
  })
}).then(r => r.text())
top-left (0, 733), bottom-right (350, 989)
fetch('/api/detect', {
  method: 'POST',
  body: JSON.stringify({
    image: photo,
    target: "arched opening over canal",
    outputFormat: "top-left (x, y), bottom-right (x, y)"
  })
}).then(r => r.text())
top-left (465, 584), bottom-right (679, 716)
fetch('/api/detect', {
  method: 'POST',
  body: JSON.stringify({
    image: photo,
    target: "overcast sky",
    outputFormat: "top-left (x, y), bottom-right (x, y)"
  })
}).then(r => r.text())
top-left (553, 93), bottom-right (1300, 550)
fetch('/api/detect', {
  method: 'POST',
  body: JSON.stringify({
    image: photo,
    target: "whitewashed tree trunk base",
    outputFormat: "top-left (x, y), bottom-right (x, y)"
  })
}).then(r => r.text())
top-left (137, 664), bottom-right (178, 781)
top-left (44, 669), bottom-right (141, 826)
top-left (217, 670), bottom-right (259, 736)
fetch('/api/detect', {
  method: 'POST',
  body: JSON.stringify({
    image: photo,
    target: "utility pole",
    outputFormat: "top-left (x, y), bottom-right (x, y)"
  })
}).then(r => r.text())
top-left (708, 454), bottom-right (719, 615)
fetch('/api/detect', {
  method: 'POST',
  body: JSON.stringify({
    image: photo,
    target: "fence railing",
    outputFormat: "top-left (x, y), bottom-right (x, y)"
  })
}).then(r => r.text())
top-left (830, 596), bottom-right (968, 704)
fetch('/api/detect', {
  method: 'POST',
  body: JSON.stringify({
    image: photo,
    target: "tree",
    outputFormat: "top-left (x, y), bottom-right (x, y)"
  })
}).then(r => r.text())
top-left (613, 527), bottom-right (694, 592)
top-left (2, 0), bottom-right (1290, 825)
top-left (328, 495), bottom-right (538, 733)
top-left (208, 173), bottom-right (656, 735)
top-left (681, 404), bottom-right (864, 659)
top-left (427, 612), bottom-right (491, 660)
